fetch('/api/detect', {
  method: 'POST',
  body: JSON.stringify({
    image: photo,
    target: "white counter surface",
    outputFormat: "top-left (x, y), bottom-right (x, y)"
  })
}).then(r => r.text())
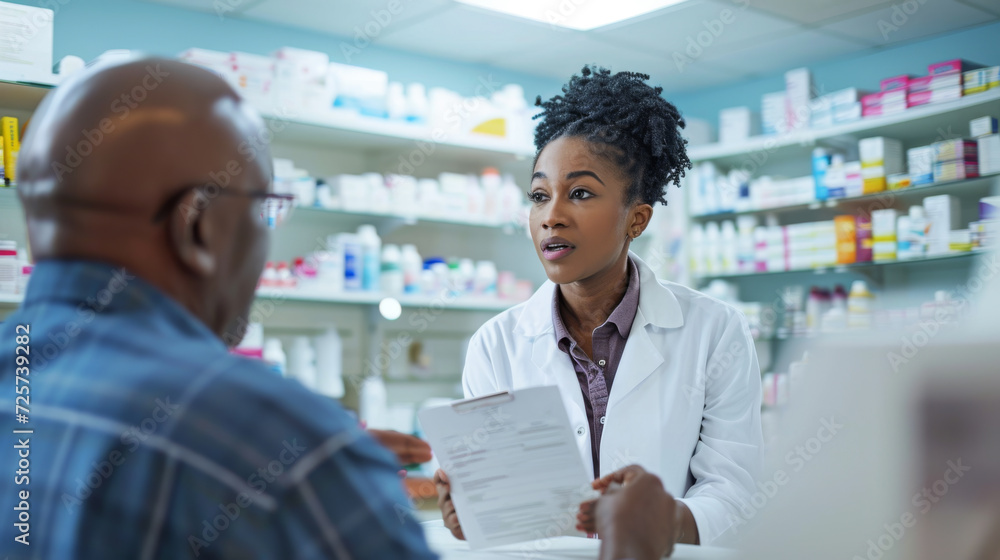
top-left (422, 521), bottom-right (737, 559)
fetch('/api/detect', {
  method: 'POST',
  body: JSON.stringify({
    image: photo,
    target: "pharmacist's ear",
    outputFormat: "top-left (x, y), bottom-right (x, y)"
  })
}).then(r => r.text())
top-left (167, 188), bottom-right (218, 278)
top-left (627, 203), bottom-right (654, 239)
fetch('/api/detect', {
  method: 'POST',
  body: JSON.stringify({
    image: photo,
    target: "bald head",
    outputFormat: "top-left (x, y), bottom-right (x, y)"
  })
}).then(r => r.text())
top-left (18, 57), bottom-right (274, 341)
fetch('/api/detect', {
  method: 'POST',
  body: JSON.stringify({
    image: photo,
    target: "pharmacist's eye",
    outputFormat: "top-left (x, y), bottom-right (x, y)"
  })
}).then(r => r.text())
top-left (527, 191), bottom-right (548, 203)
top-left (570, 189), bottom-right (593, 200)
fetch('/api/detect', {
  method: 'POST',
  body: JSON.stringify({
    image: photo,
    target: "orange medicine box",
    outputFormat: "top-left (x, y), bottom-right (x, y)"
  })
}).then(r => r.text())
top-left (835, 215), bottom-right (857, 264)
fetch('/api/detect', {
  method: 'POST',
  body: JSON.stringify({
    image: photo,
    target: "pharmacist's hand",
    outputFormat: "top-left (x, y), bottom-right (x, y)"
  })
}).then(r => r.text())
top-left (367, 429), bottom-right (433, 465)
top-left (593, 468), bottom-right (676, 560)
top-left (434, 469), bottom-right (466, 541)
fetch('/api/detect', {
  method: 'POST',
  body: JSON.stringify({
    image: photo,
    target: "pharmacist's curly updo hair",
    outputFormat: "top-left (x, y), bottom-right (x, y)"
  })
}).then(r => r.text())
top-left (533, 66), bottom-right (691, 206)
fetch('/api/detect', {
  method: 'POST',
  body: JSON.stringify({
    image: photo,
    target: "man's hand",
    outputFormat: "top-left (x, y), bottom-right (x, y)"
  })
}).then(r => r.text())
top-left (367, 429), bottom-right (432, 465)
top-left (578, 465), bottom-right (676, 560)
top-left (434, 469), bottom-right (465, 540)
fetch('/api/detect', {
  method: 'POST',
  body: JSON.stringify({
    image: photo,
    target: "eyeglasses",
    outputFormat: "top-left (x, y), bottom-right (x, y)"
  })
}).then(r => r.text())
top-left (153, 185), bottom-right (296, 229)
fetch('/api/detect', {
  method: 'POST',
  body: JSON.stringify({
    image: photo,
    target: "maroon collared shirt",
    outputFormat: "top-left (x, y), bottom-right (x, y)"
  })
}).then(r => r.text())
top-left (552, 257), bottom-right (641, 478)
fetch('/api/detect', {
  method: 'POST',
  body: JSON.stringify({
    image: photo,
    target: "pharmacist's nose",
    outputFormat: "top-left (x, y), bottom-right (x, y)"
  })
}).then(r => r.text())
top-left (540, 197), bottom-right (569, 230)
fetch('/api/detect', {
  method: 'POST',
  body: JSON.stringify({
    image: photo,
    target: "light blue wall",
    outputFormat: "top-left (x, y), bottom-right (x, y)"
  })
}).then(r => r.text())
top-left (13, 1), bottom-right (1000, 127)
top-left (14, 0), bottom-right (566, 99)
top-left (669, 20), bottom-right (1000, 124)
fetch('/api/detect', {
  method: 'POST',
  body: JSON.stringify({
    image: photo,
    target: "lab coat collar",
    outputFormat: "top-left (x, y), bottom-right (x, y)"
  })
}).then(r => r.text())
top-left (513, 251), bottom-right (684, 338)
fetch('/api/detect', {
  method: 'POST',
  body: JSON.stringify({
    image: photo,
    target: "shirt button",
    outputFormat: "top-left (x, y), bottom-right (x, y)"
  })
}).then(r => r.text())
top-left (576, 426), bottom-right (585, 436)
top-left (598, 359), bottom-right (606, 367)
top-left (600, 416), bottom-right (606, 425)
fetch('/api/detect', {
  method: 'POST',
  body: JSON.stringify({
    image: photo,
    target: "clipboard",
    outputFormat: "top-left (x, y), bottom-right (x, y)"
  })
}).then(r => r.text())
top-left (418, 385), bottom-right (596, 550)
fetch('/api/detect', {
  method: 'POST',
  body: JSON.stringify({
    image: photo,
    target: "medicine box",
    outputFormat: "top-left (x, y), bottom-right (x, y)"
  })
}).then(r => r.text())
top-left (719, 106), bottom-right (755, 144)
top-left (0, 2), bottom-right (54, 83)
top-left (924, 194), bottom-right (961, 255)
top-left (907, 146), bottom-right (935, 185)
top-left (785, 68), bottom-right (813, 131)
top-left (880, 75), bottom-right (913, 92)
top-left (928, 59), bottom-right (984, 76)
top-left (932, 139), bottom-right (978, 162)
top-left (873, 208), bottom-right (898, 243)
top-left (856, 215), bottom-right (873, 262)
top-left (908, 86), bottom-right (963, 107)
top-left (860, 137), bottom-right (904, 172)
top-left (908, 74), bottom-right (962, 93)
top-left (970, 117), bottom-right (999, 138)
top-left (934, 161), bottom-right (979, 182)
top-left (977, 135), bottom-right (1000, 175)
top-left (835, 215), bottom-right (856, 264)
top-left (963, 67), bottom-right (1000, 95)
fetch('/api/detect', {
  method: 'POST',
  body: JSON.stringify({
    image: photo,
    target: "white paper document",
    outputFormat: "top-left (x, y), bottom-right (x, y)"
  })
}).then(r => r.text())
top-left (418, 385), bottom-right (596, 550)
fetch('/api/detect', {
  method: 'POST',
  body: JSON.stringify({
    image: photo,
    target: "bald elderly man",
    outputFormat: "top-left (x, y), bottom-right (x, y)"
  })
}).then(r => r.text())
top-left (0, 58), bottom-right (436, 558)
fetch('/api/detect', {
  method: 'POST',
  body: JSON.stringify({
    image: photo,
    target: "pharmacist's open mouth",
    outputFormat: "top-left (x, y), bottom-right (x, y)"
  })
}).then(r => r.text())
top-left (540, 237), bottom-right (576, 261)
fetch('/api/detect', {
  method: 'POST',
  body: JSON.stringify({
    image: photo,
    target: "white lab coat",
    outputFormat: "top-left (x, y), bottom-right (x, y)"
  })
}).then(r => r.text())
top-left (462, 253), bottom-right (763, 546)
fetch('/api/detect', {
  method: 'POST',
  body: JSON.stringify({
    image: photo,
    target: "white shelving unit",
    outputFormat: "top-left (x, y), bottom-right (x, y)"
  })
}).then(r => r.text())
top-left (694, 250), bottom-right (981, 282)
top-left (0, 75), bottom-right (541, 413)
top-left (688, 88), bottom-right (1000, 165)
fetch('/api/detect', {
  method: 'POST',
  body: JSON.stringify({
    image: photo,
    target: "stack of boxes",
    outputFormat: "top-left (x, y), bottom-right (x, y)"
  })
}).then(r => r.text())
top-left (924, 195), bottom-right (960, 256)
top-left (785, 68), bottom-right (814, 132)
top-left (932, 138), bottom-right (979, 182)
top-left (907, 59), bottom-right (979, 107)
top-left (859, 137), bottom-right (904, 194)
top-left (862, 76), bottom-right (909, 117)
top-left (872, 209), bottom-right (899, 262)
top-left (963, 66), bottom-right (1000, 95)
top-left (973, 116), bottom-right (1000, 176)
top-left (809, 88), bottom-right (867, 129)
top-left (907, 145), bottom-right (935, 186)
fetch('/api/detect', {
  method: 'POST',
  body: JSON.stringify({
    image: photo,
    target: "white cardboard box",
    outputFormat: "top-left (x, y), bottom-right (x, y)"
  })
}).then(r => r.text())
top-left (0, 1), bottom-right (54, 83)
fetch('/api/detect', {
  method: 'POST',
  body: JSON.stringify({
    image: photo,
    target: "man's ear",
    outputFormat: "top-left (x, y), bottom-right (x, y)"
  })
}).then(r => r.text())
top-left (168, 189), bottom-right (217, 278)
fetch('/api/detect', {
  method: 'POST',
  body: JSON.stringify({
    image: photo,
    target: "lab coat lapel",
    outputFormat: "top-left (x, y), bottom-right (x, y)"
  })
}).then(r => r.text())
top-left (607, 316), bottom-right (663, 411)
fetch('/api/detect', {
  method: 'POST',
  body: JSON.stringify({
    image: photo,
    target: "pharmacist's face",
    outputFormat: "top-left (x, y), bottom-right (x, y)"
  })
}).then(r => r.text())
top-left (529, 136), bottom-right (633, 284)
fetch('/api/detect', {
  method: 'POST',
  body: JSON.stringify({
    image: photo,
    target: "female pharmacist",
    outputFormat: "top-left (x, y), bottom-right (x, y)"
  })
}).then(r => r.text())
top-left (435, 67), bottom-right (762, 549)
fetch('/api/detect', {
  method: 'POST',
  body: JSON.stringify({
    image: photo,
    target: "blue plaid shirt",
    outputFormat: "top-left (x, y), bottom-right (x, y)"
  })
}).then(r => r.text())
top-left (0, 260), bottom-right (437, 559)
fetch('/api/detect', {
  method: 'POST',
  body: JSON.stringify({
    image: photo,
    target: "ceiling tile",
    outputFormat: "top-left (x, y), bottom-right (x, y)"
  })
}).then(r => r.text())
top-left (822, 0), bottom-right (997, 46)
top-left (744, 0), bottom-right (897, 25)
top-left (141, 0), bottom-right (246, 15)
top-left (594, 0), bottom-right (800, 56)
top-left (239, 0), bottom-right (453, 38)
top-left (958, 0), bottom-right (1000, 16)
top-left (372, 3), bottom-right (579, 61)
top-left (698, 30), bottom-right (865, 78)
top-left (482, 35), bottom-right (746, 93)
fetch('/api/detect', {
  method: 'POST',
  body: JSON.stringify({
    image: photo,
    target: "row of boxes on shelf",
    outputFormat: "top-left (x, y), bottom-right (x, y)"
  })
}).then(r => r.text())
top-left (275, 159), bottom-right (529, 225)
top-left (863, 59), bottom-right (998, 117)
top-left (715, 59), bottom-right (997, 143)
top-left (690, 114), bottom-right (1000, 216)
top-left (258, 224), bottom-right (533, 301)
top-left (180, 47), bottom-right (536, 144)
top-left (690, 194), bottom-right (998, 276)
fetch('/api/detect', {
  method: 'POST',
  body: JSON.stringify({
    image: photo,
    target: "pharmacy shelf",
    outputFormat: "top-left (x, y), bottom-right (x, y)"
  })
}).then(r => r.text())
top-left (264, 108), bottom-right (535, 161)
top-left (254, 286), bottom-right (517, 312)
top-left (0, 78), bottom-right (54, 112)
top-left (293, 205), bottom-right (523, 231)
top-left (0, 293), bottom-right (22, 306)
top-left (694, 250), bottom-right (980, 282)
top-left (691, 173), bottom-right (1000, 221)
top-left (0, 76), bottom-right (536, 161)
top-left (1, 287), bottom-right (519, 311)
top-left (688, 88), bottom-right (1000, 166)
